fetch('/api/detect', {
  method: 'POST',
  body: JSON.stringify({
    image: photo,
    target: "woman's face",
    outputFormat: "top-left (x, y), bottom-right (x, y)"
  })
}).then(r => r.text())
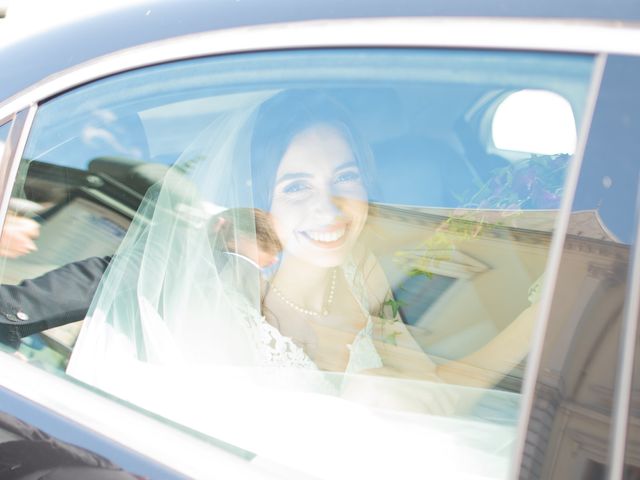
top-left (270, 124), bottom-right (368, 268)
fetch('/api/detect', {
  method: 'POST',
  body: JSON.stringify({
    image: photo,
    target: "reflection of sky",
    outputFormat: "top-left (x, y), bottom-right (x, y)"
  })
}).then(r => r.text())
top-left (572, 55), bottom-right (640, 245)
top-left (18, 49), bottom-right (598, 234)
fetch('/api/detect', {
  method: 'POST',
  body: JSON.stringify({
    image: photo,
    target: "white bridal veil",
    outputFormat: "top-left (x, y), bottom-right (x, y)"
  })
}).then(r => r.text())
top-left (67, 92), bottom-right (272, 385)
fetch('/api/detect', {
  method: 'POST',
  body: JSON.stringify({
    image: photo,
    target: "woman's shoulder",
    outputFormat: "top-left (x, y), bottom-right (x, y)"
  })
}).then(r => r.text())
top-left (346, 244), bottom-right (391, 315)
top-left (347, 243), bottom-right (378, 277)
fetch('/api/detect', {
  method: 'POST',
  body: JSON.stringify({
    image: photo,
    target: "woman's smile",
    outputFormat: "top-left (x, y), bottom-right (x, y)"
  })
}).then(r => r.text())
top-left (299, 223), bottom-right (349, 248)
top-left (270, 124), bottom-right (369, 267)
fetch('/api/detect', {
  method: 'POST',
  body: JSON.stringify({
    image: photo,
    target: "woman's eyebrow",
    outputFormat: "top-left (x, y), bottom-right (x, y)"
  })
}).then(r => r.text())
top-left (275, 172), bottom-right (313, 185)
top-left (333, 161), bottom-right (359, 172)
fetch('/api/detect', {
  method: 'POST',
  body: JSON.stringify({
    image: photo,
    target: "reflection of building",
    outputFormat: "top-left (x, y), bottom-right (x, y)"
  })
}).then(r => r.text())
top-left (446, 207), bottom-right (629, 480)
top-left (367, 204), bottom-right (630, 478)
top-left (519, 213), bottom-right (628, 480)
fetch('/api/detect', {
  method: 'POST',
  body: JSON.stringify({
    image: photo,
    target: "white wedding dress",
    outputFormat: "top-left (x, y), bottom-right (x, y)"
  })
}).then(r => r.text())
top-left (250, 255), bottom-right (383, 375)
top-left (68, 252), bottom-right (518, 480)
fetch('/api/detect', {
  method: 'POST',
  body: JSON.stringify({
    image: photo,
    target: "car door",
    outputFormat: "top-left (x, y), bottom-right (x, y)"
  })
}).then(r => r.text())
top-left (0, 18), bottom-right (637, 480)
top-left (518, 54), bottom-right (640, 480)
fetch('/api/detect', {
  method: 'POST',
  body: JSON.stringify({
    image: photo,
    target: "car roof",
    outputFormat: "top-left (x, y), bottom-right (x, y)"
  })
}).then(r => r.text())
top-left (0, 0), bottom-right (639, 103)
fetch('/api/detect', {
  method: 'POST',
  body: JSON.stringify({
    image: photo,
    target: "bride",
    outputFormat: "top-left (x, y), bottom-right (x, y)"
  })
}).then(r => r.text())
top-left (65, 89), bottom-right (534, 478)
top-left (68, 89), bottom-right (537, 413)
top-left (249, 91), bottom-right (449, 380)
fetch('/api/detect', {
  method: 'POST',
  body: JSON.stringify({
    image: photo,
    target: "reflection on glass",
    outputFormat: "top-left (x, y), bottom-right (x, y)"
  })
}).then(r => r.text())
top-left (0, 123), bottom-right (42, 263)
top-left (0, 50), bottom-right (595, 479)
top-left (521, 56), bottom-right (640, 480)
top-left (492, 89), bottom-right (577, 155)
top-left (620, 56), bottom-right (640, 480)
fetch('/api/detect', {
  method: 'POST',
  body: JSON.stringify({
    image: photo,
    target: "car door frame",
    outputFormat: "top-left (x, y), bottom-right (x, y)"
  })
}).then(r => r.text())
top-left (1, 17), bottom-right (640, 479)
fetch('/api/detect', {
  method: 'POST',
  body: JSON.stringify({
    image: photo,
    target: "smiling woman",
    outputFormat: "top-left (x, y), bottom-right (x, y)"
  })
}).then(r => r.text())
top-left (251, 92), bottom-right (372, 268)
top-left (270, 127), bottom-right (367, 259)
top-left (60, 87), bottom-right (537, 404)
top-left (251, 93), bottom-right (383, 373)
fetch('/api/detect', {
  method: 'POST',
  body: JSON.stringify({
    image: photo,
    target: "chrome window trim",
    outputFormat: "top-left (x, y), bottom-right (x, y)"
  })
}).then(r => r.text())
top-left (608, 189), bottom-right (640, 478)
top-left (0, 105), bottom-right (36, 233)
top-left (0, 352), bottom-right (293, 479)
top-left (0, 116), bottom-right (13, 159)
top-left (508, 52), bottom-right (608, 479)
top-left (0, 114), bottom-right (13, 128)
top-left (0, 17), bottom-right (639, 119)
top-left (0, 114), bottom-right (17, 166)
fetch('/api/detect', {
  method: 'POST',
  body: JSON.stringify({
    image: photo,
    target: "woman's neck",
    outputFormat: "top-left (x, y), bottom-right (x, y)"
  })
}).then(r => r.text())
top-left (272, 254), bottom-right (336, 309)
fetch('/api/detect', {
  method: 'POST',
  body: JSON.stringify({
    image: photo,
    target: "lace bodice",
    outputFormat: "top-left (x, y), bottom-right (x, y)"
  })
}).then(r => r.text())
top-left (250, 255), bottom-right (384, 373)
top-left (252, 317), bottom-right (318, 369)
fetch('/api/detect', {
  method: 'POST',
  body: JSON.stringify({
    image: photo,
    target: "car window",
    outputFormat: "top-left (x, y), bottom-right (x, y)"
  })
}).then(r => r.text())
top-left (519, 55), bottom-right (640, 480)
top-left (617, 56), bottom-right (640, 480)
top-left (491, 89), bottom-right (578, 157)
top-left (0, 48), bottom-right (595, 478)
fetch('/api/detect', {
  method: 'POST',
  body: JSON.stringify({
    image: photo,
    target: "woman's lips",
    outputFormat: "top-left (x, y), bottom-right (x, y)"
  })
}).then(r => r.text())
top-left (299, 224), bottom-right (348, 248)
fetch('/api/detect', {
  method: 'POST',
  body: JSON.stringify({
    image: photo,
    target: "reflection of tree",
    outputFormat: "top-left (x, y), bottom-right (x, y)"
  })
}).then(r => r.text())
top-left (465, 153), bottom-right (570, 210)
top-left (395, 153), bottom-right (571, 280)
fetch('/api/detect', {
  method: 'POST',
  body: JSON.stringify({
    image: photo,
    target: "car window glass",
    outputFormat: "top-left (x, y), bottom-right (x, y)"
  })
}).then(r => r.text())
top-left (520, 55), bottom-right (640, 480)
top-left (618, 56), bottom-right (640, 480)
top-left (492, 89), bottom-right (577, 156)
top-left (0, 49), bottom-right (595, 478)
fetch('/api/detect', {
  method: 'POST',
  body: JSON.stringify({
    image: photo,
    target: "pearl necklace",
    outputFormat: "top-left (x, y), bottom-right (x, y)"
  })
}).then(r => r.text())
top-left (271, 268), bottom-right (337, 317)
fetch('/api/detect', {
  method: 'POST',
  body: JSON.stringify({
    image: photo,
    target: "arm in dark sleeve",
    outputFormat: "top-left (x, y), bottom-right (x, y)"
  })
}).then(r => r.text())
top-left (0, 256), bottom-right (111, 348)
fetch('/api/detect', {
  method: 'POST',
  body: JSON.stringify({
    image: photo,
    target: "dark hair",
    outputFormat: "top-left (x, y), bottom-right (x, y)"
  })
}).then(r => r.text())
top-left (209, 207), bottom-right (281, 256)
top-left (249, 90), bottom-right (377, 211)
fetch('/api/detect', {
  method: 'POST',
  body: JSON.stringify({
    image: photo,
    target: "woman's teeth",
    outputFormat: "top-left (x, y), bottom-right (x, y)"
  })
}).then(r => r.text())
top-left (305, 227), bottom-right (346, 243)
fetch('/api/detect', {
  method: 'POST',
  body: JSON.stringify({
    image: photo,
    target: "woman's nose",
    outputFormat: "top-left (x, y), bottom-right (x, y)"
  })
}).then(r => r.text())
top-left (312, 190), bottom-right (342, 221)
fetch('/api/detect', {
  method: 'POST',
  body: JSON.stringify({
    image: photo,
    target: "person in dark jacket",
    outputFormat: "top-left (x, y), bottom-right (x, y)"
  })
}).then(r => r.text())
top-left (0, 208), bottom-right (281, 349)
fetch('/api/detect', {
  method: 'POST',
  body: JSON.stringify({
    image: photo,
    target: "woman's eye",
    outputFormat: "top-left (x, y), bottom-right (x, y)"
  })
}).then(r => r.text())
top-left (282, 181), bottom-right (311, 194)
top-left (335, 171), bottom-right (361, 183)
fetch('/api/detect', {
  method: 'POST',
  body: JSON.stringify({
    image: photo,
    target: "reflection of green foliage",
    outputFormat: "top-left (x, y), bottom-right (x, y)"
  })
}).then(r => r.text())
top-left (383, 331), bottom-right (400, 346)
top-left (394, 229), bottom-right (456, 281)
top-left (464, 153), bottom-right (569, 211)
top-left (408, 268), bottom-right (433, 279)
top-left (383, 298), bottom-right (403, 319)
top-left (392, 153), bottom-right (570, 310)
top-left (380, 298), bottom-right (404, 345)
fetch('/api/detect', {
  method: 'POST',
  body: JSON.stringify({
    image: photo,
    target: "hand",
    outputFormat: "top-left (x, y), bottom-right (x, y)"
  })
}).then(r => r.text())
top-left (0, 213), bottom-right (40, 258)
